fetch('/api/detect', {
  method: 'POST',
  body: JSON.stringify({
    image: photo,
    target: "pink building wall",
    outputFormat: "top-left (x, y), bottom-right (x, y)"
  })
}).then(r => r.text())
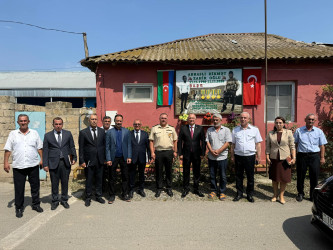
top-left (95, 61), bottom-right (333, 162)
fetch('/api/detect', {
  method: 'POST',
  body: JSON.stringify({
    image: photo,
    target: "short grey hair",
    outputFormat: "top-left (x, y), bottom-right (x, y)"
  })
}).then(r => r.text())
top-left (213, 113), bottom-right (222, 120)
top-left (188, 113), bottom-right (196, 119)
top-left (305, 113), bottom-right (316, 119)
top-left (240, 112), bottom-right (251, 118)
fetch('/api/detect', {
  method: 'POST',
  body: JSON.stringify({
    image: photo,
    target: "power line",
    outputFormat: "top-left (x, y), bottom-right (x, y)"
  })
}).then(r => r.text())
top-left (0, 20), bottom-right (90, 58)
top-left (0, 20), bottom-right (83, 35)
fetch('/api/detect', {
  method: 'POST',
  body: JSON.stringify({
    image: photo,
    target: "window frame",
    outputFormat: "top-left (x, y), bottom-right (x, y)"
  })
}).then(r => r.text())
top-left (266, 81), bottom-right (295, 122)
top-left (123, 84), bottom-right (154, 103)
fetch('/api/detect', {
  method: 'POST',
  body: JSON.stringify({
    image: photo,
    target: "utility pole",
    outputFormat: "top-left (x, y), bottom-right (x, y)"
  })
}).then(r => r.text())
top-left (83, 32), bottom-right (89, 58)
top-left (264, 0), bottom-right (268, 176)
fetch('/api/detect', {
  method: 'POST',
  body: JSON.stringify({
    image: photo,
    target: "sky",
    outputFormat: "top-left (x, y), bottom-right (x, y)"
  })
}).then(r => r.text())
top-left (1, 0), bottom-right (333, 72)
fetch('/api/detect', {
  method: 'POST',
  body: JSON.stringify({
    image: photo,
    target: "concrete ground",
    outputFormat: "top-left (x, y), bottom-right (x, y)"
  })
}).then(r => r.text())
top-left (0, 179), bottom-right (332, 250)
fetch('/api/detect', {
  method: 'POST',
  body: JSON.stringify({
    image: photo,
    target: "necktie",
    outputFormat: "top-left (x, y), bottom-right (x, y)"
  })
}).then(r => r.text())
top-left (190, 126), bottom-right (194, 139)
top-left (92, 128), bottom-right (97, 144)
top-left (136, 131), bottom-right (139, 143)
top-left (57, 132), bottom-right (62, 146)
top-left (57, 131), bottom-right (63, 158)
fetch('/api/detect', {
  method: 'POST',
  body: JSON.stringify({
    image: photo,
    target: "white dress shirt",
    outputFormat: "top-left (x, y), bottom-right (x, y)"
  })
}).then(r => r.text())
top-left (54, 129), bottom-right (62, 141)
top-left (4, 129), bottom-right (43, 169)
top-left (90, 126), bottom-right (98, 138)
top-left (232, 124), bottom-right (263, 156)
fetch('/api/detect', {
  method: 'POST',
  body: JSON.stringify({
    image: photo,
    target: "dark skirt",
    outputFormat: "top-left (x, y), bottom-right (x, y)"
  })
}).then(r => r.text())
top-left (269, 159), bottom-right (291, 183)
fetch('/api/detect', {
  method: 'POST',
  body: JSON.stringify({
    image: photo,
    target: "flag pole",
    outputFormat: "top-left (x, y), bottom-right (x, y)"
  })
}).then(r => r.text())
top-left (264, 0), bottom-right (268, 176)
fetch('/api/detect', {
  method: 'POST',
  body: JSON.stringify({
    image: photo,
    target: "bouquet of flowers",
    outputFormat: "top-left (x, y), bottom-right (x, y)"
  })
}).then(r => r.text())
top-left (179, 114), bottom-right (189, 121)
top-left (203, 112), bottom-right (213, 121)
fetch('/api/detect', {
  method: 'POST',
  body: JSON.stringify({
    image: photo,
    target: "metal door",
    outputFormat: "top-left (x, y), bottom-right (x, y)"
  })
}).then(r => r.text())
top-left (15, 112), bottom-right (47, 180)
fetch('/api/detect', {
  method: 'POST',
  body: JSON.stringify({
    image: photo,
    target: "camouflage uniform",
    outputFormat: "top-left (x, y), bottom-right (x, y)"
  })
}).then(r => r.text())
top-left (222, 77), bottom-right (239, 112)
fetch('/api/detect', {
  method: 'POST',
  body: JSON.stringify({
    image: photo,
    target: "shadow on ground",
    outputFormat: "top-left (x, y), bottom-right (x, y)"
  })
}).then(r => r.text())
top-left (283, 215), bottom-right (332, 249)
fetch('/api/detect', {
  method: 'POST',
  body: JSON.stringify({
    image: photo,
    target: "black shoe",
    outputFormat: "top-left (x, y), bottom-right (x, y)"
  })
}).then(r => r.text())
top-left (129, 190), bottom-right (134, 199)
top-left (32, 205), bottom-right (44, 213)
top-left (123, 194), bottom-right (131, 202)
top-left (296, 194), bottom-right (304, 202)
top-left (96, 197), bottom-right (105, 204)
top-left (60, 201), bottom-right (70, 209)
top-left (51, 202), bottom-right (59, 210)
top-left (155, 190), bottom-right (162, 198)
top-left (16, 208), bottom-right (23, 218)
top-left (181, 190), bottom-right (189, 198)
top-left (108, 195), bottom-right (115, 204)
top-left (193, 190), bottom-right (204, 197)
top-left (85, 199), bottom-right (91, 207)
top-left (247, 195), bottom-right (255, 203)
top-left (137, 190), bottom-right (146, 197)
top-left (166, 189), bottom-right (173, 197)
top-left (233, 195), bottom-right (243, 202)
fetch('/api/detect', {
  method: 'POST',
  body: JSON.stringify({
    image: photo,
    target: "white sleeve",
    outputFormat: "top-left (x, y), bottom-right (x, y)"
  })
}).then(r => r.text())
top-left (4, 132), bottom-right (14, 151)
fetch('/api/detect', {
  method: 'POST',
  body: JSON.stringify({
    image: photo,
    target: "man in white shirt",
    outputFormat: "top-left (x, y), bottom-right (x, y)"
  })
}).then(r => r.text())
top-left (231, 112), bottom-right (262, 203)
top-left (4, 114), bottom-right (44, 218)
top-left (101, 116), bottom-right (113, 132)
top-left (178, 75), bottom-right (190, 114)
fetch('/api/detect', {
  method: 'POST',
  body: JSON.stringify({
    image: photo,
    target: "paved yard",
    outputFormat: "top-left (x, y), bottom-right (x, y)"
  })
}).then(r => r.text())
top-left (0, 175), bottom-right (331, 250)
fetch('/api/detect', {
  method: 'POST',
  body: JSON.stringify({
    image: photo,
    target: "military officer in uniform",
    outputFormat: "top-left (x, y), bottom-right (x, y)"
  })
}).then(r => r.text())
top-left (149, 113), bottom-right (178, 197)
top-left (222, 71), bottom-right (239, 112)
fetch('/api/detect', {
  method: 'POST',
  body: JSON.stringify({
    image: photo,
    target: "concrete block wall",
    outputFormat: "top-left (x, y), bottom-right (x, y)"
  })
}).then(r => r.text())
top-left (0, 96), bottom-right (95, 179)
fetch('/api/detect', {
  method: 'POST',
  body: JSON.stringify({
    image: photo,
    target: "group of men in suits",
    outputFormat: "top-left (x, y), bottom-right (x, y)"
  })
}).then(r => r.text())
top-left (79, 113), bottom-right (151, 205)
top-left (5, 111), bottom-right (327, 218)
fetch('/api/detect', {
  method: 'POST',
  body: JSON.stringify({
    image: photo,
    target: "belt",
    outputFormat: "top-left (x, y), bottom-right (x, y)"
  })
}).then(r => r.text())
top-left (155, 149), bottom-right (173, 152)
top-left (298, 152), bottom-right (319, 155)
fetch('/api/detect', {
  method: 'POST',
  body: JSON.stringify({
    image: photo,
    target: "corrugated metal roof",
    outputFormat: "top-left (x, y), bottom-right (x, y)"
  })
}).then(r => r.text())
top-left (0, 72), bottom-right (96, 89)
top-left (81, 33), bottom-right (333, 69)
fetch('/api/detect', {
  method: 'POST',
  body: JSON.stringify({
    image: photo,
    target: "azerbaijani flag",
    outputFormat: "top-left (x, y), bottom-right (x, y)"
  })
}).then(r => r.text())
top-left (157, 71), bottom-right (174, 106)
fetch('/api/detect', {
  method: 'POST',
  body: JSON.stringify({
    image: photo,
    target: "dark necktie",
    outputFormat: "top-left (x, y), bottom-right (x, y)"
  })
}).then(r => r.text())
top-left (135, 131), bottom-right (139, 143)
top-left (57, 131), bottom-right (62, 146)
top-left (57, 131), bottom-right (64, 158)
top-left (92, 128), bottom-right (97, 144)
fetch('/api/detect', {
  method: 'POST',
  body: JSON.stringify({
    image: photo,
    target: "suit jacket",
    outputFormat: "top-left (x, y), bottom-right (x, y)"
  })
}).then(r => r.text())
top-left (105, 127), bottom-right (132, 162)
top-left (266, 129), bottom-right (295, 160)
top-left (43, 129), bottom-right (77, 169)
top-left (178, 124), bottom-right (206, 160)
top-left (79, 127), bottom-right (106, 166)
top-left (130, 130), bottom-right (151, 165)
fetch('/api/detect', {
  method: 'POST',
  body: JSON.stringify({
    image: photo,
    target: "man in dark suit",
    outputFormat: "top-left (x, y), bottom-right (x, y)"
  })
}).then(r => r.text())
top-left (178, 113), bottom-right (206, 198)
top-left (43, 117), bottom-right (77, 210)
top-left (106, 114), bottom-right (132, 203)
top-left (79, 114), bottom-right (106, 207)
top-left (129, 119), bottom-right (151, 198)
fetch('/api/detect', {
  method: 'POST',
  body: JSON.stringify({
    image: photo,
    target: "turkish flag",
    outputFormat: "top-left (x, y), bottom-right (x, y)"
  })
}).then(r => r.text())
top-left (243, 69), bottom-right (261, 105)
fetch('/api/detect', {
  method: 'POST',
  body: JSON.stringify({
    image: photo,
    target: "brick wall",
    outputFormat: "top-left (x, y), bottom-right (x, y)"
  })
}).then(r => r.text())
top-left (0, 96), bottom-right (95, 179)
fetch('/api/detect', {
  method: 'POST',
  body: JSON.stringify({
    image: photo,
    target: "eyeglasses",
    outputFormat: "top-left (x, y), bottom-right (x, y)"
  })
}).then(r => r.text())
top-left (307, 119), bottom-right (315, 121)
top-left (133, 123), bottom-right (141, 126)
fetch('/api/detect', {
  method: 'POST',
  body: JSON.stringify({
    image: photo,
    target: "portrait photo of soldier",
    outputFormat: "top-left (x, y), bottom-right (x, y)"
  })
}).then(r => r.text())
top-left (221, 71), bottom-right (240, 113)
